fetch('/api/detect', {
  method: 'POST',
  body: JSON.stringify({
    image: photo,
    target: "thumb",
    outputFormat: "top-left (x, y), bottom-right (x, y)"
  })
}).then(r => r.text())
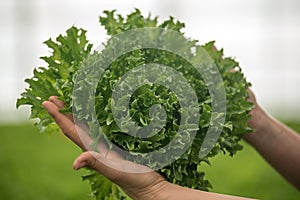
top-left (73, 151), bottom-right (98, 170)
top-left (73, 151), bottom-right (166, 200)
top-left (73, 151), bottom-right (122, 182)
top-left (73, 151), bottom-right (153, 182)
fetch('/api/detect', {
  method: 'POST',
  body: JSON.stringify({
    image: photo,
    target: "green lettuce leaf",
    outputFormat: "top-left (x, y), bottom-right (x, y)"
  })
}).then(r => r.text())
top-left (17, 9), bottom-right (253, 199)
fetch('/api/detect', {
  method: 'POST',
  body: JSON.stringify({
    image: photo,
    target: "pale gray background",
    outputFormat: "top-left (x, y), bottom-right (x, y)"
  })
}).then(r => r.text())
top-left (1, 0), bottom-right (299, 123)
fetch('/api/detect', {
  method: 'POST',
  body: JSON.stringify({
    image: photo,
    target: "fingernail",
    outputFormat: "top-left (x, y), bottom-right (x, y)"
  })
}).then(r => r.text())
top-left (49, 96), bottom-right (58, 101)
top-left (42, 101), bottom-right (47, 107)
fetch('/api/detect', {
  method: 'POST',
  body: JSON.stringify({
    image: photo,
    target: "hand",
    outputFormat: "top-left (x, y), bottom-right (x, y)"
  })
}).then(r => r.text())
top-left (42, 96), bottom-right (168, 200)
top-left (43, 96), bottom-right (255, 200)
top-left (243, 90), bottom-right (300, 190)
top-left (243, 88), bottom-right (268, 142)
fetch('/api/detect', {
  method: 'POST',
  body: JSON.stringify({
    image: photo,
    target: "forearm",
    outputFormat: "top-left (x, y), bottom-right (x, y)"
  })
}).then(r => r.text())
top-left (244, 105), bottom-right (300, 190)
top-left (156, 182), bottom-right (253, 200)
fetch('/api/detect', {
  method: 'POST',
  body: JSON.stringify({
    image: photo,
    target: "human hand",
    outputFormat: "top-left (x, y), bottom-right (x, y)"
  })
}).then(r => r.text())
top-left (243, 89), bottom-right (265, 141)
top-left (243, 88), bottom-right (276, 147)
top-left (42, 96), bottom-right (168, 200)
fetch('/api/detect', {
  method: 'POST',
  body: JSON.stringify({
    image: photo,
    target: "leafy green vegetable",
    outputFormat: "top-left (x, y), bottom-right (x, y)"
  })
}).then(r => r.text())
top-left (17, 9), bottom-right (253, 200)
top-left (82, 171), bottom-right (130, 200)
top-left (16, 26), bottom-right (92, 133)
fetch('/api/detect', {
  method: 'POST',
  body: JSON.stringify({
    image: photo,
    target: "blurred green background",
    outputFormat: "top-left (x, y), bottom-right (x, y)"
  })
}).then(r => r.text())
top-left (1, 122), bottom-right (299, 200)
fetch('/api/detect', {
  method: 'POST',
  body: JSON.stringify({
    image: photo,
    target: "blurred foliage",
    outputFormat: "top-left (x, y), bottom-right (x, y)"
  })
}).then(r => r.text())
top-left (0, 122), bottom-right (299, 200)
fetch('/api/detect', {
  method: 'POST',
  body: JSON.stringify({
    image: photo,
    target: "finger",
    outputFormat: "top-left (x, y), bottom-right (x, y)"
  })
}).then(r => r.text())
top-left (42, 100), bottom-right (73, 128)
top-left (247, 88), bottom-right (256, 102)
top-left (43, 99), bottom-right (112, 153)
top-left (49, 96), bottom-right (65, 108)
top-left (73, 151), bottom-right (99, 170)
top-left (212, 45), bottom-right (218, 51)
top-left (73, 151), bottom-right (152, 182)
top-left (48, 96), bottom-right (90, 133)
top-left (212, 45), bottom-right (238, 73)
top-left (42, 101), bottom-right (92, 151)
top-left (48, 96), bottom-right (73, 121)
top-left (73, 151), bottom-right (152, 187)
top-left (73, 151), bottom-right (122, 182)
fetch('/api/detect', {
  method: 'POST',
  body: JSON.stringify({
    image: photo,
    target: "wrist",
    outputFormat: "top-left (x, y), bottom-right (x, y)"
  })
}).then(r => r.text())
top-left (153, 181), bottom-right (174, 200)
top-left (127, 174), bottom-right (170, 200)
top-left (148, 179), bottom-right (171, 200)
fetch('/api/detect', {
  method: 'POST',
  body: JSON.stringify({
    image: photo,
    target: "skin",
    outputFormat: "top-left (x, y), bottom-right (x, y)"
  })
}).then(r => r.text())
top-left (244, 90), bottom-right (300, 190)
top-left (42, 90), bottom-right (300, 200)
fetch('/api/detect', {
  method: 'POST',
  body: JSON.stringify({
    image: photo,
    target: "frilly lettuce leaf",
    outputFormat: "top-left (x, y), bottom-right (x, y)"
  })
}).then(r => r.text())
top-left (17, 9), bottom-right (253, 200)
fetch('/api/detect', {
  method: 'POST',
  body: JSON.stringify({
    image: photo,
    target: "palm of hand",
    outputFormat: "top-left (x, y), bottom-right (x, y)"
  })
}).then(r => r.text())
top-left (42, 96), bottom-right (167, 200)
